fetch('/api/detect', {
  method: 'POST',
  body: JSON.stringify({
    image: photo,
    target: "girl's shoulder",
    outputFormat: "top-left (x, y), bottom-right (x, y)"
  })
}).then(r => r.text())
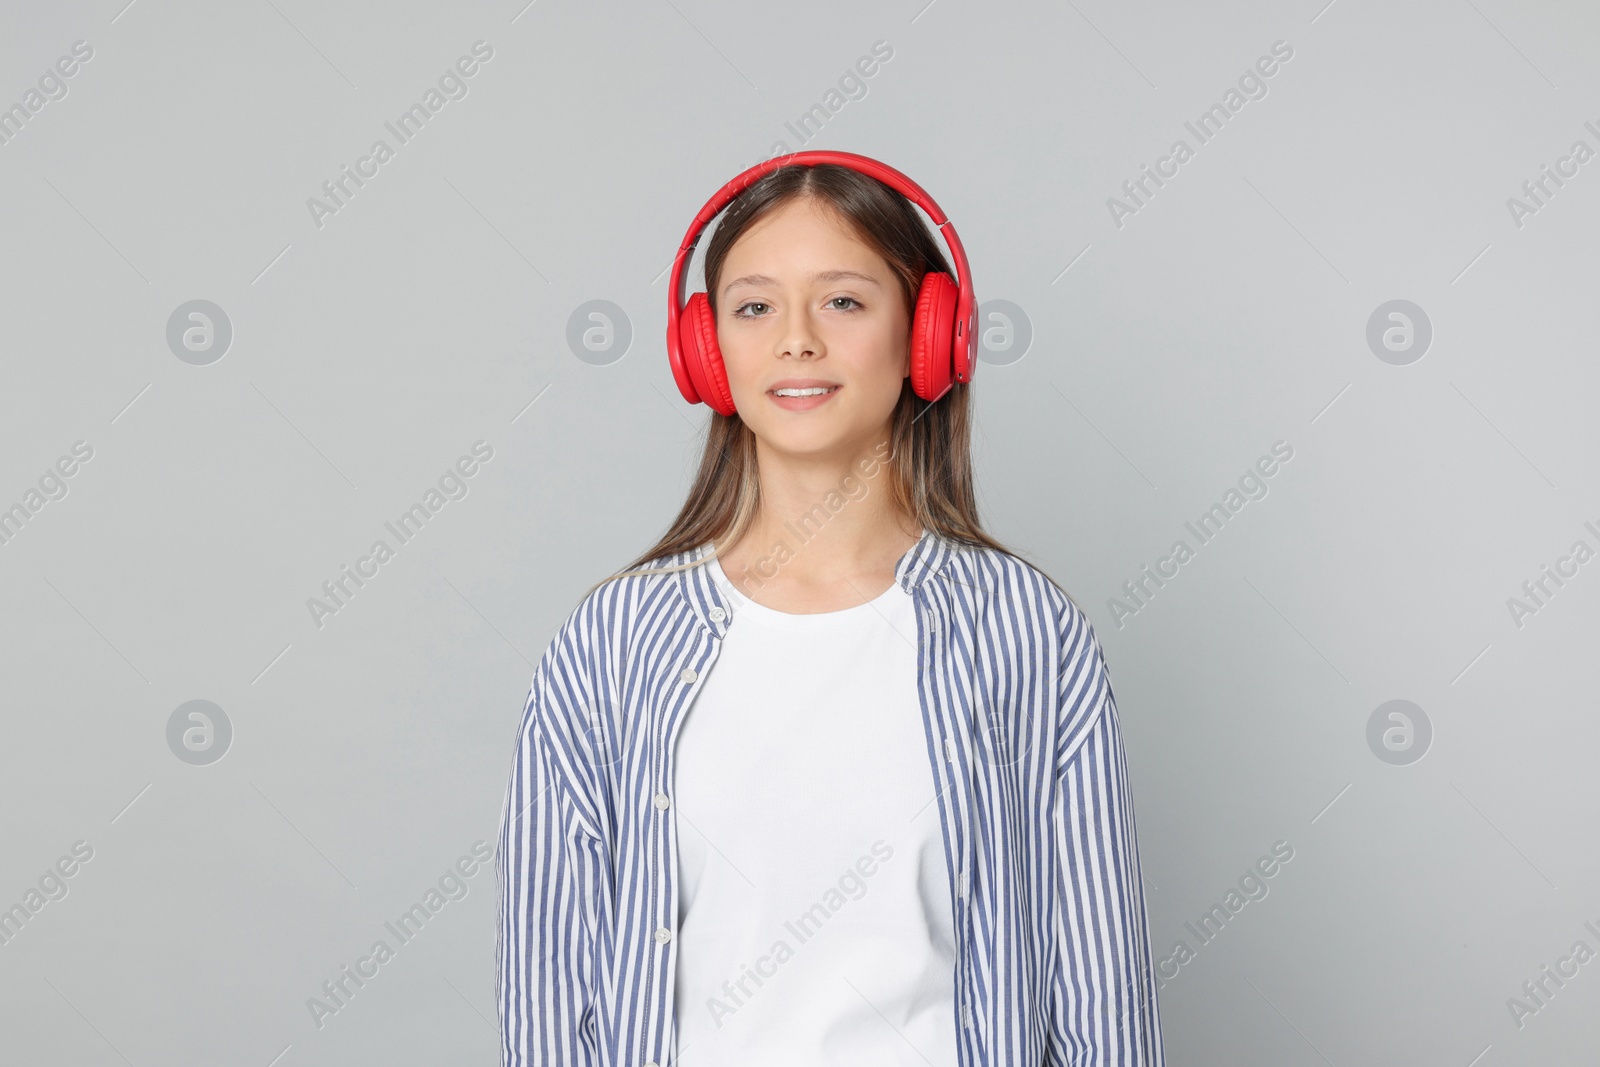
top-left (543, 547), bottom-right (708, 654)
top-left (934, 538), bottom-right (1087, 625)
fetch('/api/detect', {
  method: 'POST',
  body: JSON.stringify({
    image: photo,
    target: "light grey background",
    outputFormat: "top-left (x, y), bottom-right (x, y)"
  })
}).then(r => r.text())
top-left (2, 0), bottom-right (1597, 1064)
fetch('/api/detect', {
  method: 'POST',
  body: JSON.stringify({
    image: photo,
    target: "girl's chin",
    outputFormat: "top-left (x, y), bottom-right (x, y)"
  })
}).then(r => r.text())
top-left (751, 429), bottom-right (853, 456)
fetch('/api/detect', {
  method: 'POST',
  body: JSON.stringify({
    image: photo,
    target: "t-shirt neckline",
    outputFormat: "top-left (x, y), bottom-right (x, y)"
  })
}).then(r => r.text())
top-left (705, 554), bottom-right (906, 632)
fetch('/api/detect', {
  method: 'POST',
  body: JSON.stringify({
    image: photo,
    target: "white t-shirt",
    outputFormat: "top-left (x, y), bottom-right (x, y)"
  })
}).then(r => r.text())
top-left (671, 554), bottom-right (959, 1067)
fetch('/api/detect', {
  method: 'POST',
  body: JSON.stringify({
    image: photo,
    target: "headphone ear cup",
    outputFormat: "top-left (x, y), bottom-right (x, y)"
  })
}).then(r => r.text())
top-left (909, 271), bottom-right (958, 402)
top-left (680, 292), bottom-right (737, 416)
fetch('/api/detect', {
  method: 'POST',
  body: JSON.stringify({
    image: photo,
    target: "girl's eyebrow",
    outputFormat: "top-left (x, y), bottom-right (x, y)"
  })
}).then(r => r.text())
top-left (722, 269), bottom-right (882, 296)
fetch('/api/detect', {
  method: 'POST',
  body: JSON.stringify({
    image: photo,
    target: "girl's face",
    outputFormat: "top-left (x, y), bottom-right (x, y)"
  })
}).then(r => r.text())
top-left (715, 196), bottom-right (910, 457)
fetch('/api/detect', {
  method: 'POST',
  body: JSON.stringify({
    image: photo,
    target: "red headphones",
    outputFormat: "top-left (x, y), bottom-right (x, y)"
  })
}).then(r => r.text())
top-left (667, 150), bottom-right (976, 416)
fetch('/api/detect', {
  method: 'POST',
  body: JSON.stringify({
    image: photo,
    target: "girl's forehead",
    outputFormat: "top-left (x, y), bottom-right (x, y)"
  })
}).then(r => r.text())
top-left (725, 205), bottom-right (884, 269)
top-left (735, 197), bottom-right (861, 242)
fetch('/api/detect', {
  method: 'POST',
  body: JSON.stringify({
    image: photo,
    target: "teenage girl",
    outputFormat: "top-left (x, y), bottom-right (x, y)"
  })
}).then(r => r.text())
top-left (497, 152), bottom-right (1165, 1067)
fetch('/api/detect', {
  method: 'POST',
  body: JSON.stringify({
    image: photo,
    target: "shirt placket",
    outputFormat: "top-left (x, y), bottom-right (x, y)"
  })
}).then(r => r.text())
top-left (645, 603), bottom-right (728, 1067)
top-left (922, 598), bottom-right (980, 1050)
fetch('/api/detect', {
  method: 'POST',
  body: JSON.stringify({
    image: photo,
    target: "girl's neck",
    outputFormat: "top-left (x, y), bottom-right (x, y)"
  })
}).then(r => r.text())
top-left (713, 507), bottom-right (922, 615)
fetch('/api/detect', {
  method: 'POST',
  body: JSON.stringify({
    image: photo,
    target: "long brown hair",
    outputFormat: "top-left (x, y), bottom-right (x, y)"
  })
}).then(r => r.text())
top-left (593, 161), bottom-right (1070, 606)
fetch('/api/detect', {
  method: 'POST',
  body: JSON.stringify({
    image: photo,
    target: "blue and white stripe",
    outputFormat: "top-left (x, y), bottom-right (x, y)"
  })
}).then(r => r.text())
top-left (496, 527), bottom-right (1165, 1066)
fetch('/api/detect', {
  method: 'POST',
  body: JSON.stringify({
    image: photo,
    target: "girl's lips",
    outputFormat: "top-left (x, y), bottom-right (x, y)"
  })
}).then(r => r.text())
top-left (768, 385), bottom-right (840, 412)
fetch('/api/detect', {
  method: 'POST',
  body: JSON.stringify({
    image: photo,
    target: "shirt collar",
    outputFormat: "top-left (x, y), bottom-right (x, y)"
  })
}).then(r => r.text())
top-left (664, 526), bottom-right (956, 636)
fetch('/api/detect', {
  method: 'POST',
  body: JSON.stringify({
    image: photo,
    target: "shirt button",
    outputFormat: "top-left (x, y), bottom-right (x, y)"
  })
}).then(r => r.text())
top-left (653, 793), bottom-right (671, 810)
top-left (709, 607), bottom-right (726, 622)
top-left (680, 667), bottom-right (697, 684)
top-left (654, 927), bottom-right (673, 944)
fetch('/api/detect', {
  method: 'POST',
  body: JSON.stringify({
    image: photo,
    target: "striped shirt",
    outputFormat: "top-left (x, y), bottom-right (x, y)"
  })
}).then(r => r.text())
top-left (496, 527), bottom-right (1165, 1067)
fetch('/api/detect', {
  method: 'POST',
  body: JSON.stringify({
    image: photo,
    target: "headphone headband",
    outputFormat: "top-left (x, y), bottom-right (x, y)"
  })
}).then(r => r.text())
top-left (666, 151), bottom-right (976, 400)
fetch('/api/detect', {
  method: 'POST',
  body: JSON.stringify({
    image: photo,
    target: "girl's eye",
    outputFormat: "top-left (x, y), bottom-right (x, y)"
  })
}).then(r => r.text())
top-left (731, 296), bottom-right (861, 318)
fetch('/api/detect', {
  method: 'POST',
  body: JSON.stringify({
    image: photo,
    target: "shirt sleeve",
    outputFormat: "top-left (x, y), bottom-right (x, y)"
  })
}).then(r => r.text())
top-left (1046, 615), bottom-right (1165, 1066)
top-left (496, 669), bottom-right (605, 1067)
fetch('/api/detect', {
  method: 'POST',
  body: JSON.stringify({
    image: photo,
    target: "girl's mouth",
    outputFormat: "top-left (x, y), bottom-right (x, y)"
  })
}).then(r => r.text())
top-left (768, 385), bottom-right (841, 410)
